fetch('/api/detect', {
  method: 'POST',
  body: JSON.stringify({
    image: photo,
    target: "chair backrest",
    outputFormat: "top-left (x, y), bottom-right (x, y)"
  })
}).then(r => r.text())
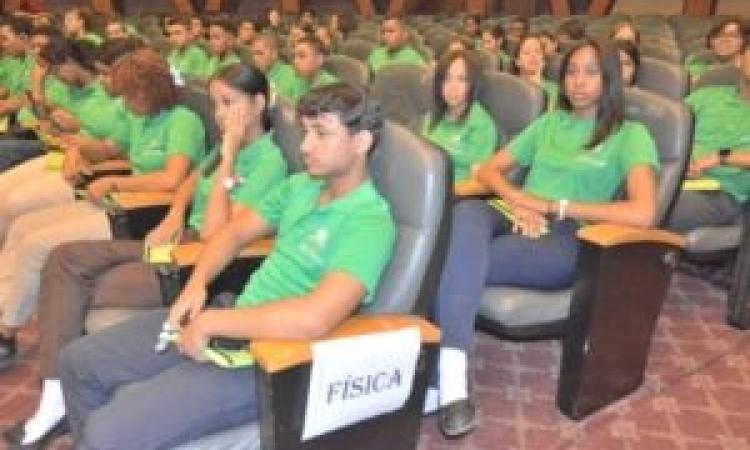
top-left (362, 120), bottom-right (450, 316)
top-left (623, 87), bottom-right (692, 225)
top-left (323, 54), bottom-right (370, 87)
top-left (544, 52), bottom-right (563, 82)
top-left (477, 72), bottom-right (546, 147)
top-left (181, 85), bottom-right (221, 150)
top-left (338, 38), bottom-right (376, 62)
top-left (693, 64), bottom-right (741, 90)
top-left (370, 63), bottom-right (432, 131)
top-left (268, 99), bottom-right (304, 174)
top-left (636, 56), bottom-right (689, 100)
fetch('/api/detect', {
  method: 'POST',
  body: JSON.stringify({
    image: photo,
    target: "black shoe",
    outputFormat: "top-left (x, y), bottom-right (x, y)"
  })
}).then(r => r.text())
top-left (3, 418), bottom-right (69, 450)
top-left (0, 334), bottom-right (17, 371)
top-left (438, 398), bottom-right (477, 438)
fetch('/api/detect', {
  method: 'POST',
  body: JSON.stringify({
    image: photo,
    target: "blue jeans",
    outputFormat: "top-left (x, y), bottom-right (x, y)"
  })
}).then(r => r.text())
top-left (434, 199), bottom-right (581, 354)
top-left (58, 309), bottom-right (259, 450)
top-left (0, 139), bottom-right (42, 171)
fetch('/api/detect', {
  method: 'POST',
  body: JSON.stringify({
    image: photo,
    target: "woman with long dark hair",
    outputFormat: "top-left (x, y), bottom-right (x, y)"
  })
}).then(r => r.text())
top-left (430, 38), bottom-right (660, 438)
top-left (421, 49), bottom-right (498, 184)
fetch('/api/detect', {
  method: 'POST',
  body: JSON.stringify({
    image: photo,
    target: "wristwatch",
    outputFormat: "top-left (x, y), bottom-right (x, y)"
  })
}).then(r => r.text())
top-left (719, 148), bottom-right (732, 165)
top-left (221, 176), bottom-right (239, 191)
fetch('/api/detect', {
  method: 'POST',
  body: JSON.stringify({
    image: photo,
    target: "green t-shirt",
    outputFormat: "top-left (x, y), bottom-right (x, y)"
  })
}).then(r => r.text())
top-left (168, 45), bottom-right (210, 81)
top-left (187, 133), bottom-right (288, 231)
top-left (236, 173), bottom-right (396, 308)
top-left (17, 74), bottom-right (73, 125)
top-left (68, 82), bottom-right (131, 151)
top-left (367, 45), bottom-right (426, 74)
top-left (509, 109), bottom-right (660, 202)
top-left (684, 53), bottom-right (715, 82)
top-left (276, 69), bottom-right (339, 103)
top-left (686, 85), bottom-right (750, 202)
top-left (266, 61), bottom-right (296, 96)
top-left (202, 52), bottom-right (242, 80)
top-left (125, 105), bottom-right (206, 174)
top-left (542, 79), bottom-right (559, 111)
top-left (421, 102), bottom-right (499, 182)
top-left (497, 51), bottom-right (512, 71)
top-left (79, 32), bottom-right (104, 46)
top-left (0, 54), bottom-right (34, 96)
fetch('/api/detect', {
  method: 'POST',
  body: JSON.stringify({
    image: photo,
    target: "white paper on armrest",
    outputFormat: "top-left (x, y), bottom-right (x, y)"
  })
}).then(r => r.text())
top-left (301, 327), bottom-right (421, 442)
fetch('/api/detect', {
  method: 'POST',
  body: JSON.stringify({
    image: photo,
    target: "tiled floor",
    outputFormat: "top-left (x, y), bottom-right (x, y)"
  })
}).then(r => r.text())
top-left (0, 273), bottom-right (747, 450)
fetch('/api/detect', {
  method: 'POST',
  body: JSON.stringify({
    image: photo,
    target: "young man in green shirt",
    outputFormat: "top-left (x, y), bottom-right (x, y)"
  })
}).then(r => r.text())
top-left (57, 82), bottom-right (396, 449)
top-left (277, 36), bottom-right (338, 103)
top-left (250, 32), bottom-right (296, 98)
top-left (166, 17), bottom-right (210, 83)
top-left (0, 16), bottom-right (35, 118)
top-left (667, 40), bottom-right (750, 232)
top-left (201, 18), bottom-right (242, 80)
top-left (62, 8), bottom-right (103, 46)
top-left (367, 15), bottom-right (426, 74)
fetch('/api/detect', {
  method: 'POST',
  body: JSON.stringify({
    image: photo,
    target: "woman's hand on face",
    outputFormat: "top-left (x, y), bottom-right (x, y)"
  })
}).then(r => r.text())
top-left (221, 102), bottom-right (252, 155)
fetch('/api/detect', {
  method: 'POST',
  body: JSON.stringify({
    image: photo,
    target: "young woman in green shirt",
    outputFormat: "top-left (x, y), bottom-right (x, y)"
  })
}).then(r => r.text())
top-left (421, 49), bottom-right (499, 184)
top-left (684, 18), bottom-right (746, 83)
top-left (511, 33), bottom-right (560, 111)
top-left (667, 41), bottom-right (750, 232)
top-left (431, 38), bottom-right (659, 438)
top-left (2, 63), bottom-right (288, 448)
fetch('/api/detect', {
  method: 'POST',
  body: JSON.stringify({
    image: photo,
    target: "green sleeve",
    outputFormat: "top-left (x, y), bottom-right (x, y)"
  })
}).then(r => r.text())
top-left (618, 122), bottom-right (660, 174)
top-left (234, 149), bottom-right (288, 208)
top-left (508, 113), bottom-right (548, 167)
top-left (108, 111), bottom-right (132, 153)
top-left (255, 176), bottom-right (292, 230)
top-left (185, 46), bottom-right (210, 77)
top-left (165, 108), bottom-right (206, 165)
top-left (325, 211), bottom-right (395, 303)
top-left (451, 114), bottom-right (498, 168)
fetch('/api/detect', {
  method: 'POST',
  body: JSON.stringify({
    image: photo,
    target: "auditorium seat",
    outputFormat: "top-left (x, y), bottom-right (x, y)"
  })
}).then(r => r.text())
top-left (477, 87), bottom-right (692, 419)
top-left (636, 56), bottom-right (689, 100)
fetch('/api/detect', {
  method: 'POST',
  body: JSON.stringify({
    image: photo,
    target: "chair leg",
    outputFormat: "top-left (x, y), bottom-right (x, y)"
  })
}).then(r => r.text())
top-left (727, 206), bottom-right (750, 329)
top-left (556, 241), bottom-right (680, 419)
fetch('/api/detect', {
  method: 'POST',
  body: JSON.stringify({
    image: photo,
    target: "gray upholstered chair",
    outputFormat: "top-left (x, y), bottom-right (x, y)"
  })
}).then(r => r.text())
top-left (338, 38), bottom-right (376, 62)
top-left (87, 116), bottom-right (452, 450)
top-left (323, 54), bottom-right (370, 87)
top-left (477, 87), bottom-right (692, 419)
top-left (477, 72), bottom-right (546, 147)
top-left (370, 63), bottom-right (432, 131)
top-left (635, 56), bottom-right (689, 100)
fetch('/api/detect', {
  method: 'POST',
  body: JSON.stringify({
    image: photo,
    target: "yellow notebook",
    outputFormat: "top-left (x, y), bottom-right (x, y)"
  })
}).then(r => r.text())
top-left (682, 178), bottom-right (721, 191)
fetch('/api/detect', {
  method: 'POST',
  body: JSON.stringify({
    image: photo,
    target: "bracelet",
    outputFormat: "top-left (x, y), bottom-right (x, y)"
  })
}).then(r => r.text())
top-left (557, 199), bottom-right (569, 221)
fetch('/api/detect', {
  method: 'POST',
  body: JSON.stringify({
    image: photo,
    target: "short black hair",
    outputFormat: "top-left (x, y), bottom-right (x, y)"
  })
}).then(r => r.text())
top-left (3, 16), bottom-right (32, 37)
top-left (39, 38), bottom-right (98, 72)
top-left (95, 37), bottom-right (145, 66)
top-left (208, 16), bottom-right (236, 35)
top-left (295, 36), bottom-right (325, 55)
top-left (297, 83), bottom-right (383, 147)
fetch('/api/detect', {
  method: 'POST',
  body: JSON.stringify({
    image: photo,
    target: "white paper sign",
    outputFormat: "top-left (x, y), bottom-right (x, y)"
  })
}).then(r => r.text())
top-left (301, 326), bottom-right (421, 441)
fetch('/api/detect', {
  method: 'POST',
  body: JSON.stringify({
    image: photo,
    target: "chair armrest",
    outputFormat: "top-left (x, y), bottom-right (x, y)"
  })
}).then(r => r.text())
top-left (171, 238), bottom-right (275, 267)
top-left (251, 314), bottom-right (440, 374)
top-left (110, 192), bottom-right (175, 210)
top-left (577, 223), bottom-right (685, 249)
top-left (454, 179), bottom-right (491, 198)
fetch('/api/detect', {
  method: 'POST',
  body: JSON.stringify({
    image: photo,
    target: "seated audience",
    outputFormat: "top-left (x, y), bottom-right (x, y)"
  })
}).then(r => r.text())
top-left (276, 36), bottom-right (338, 103)
top-left (430, 38), bottom-right (659, 438)
top-left (249, 32), bottom-right (296, 97)
top-left (616, 39), bottom-right (640, 86)
top-left (481, 24), bottom-right (511, 71)
top-left (57, 83), bottom-right (395, 449)
top-left (2, 63), bottom-right (287, 448)
top-left (512, 33), bottom-right (559, 110)
top-left (62, 7), bottom-right (103, 46)
top-left (202, 17), bottom-right (241, 80)
top-left (166, 17), bottom-right (210, 82)
top-left (685, 18), bottom-right (745, 82)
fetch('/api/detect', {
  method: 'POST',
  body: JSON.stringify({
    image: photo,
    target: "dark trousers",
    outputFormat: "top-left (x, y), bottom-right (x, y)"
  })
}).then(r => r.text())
top-left (434, 199), bottom-right (580, 354)
top-left (38, 240), bottom-right (161, 379)
top-left (58, 309), bottom-right (259, 450)
top-left (0, 139), bottom-right (42, 171)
